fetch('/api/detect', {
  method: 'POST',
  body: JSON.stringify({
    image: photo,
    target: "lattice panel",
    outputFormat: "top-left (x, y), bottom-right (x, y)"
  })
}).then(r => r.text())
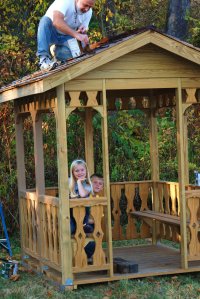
top-left (40, 203), bottom-right (60, 265)
top-left (21, 196), bottom-right (38, 253)
top-left (187, 196), bottom-right (200, 261)
top-left (156, 182), bottom-right (180, 242)
top-left (110, 182), bottom-right (153, 240)
top-left (72, 204), bottom-right (106, 272)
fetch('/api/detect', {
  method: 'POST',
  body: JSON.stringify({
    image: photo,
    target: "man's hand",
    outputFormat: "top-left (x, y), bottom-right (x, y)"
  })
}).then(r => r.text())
top-left (53, 11), bottom-right (89, 44)
top-left (75, 32), bottom-right (89, 45)
top-left (77, 25), bottom-right (87, 34)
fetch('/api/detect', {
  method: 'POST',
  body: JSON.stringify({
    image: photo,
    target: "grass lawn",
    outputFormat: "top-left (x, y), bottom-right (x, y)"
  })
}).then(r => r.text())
top-left (1, 236), bottom-right (200, 299)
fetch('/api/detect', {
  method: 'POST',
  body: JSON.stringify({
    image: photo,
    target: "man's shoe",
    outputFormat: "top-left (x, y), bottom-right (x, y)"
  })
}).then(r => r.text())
top-left (39, 57), bottom-right (58, 71)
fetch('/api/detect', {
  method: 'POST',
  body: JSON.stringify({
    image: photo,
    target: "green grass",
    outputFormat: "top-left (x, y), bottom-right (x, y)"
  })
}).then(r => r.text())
top-left (1, 236), bottom-right (200, 299)
top-left (1, 272), bottom-right (200, 299)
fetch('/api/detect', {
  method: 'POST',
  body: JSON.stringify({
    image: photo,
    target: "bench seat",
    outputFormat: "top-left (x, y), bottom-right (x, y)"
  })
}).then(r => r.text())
top-left (130, 210), bottom-right (189, 226)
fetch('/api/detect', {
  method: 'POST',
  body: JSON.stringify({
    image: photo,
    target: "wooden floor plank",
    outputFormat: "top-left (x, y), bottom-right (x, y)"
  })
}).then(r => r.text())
top-left (24, 243), bottom-right (200, 287)
top-left (74, 244), bottom-right (200, 285)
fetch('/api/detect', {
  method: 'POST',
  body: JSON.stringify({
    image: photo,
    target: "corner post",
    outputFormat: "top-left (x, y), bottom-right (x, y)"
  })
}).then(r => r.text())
top-left (14, 104), bottom-right (26, 259)
top-left (183, 114), bottom-right (189, 185)
top-left (102, 79), bottom-right (113, 276)
top-left (149, 106), bottom-right (160, 244)
top-left (55, 84), bottom-right (73, 288)
top-left (30, 106), bottom-right (45, 268)
top-left (84, 108), bottom-right (94, 174)
top-left (176, 79), bottom-right (188, 269)
top-left (31, 109), bottom-right (45, 195)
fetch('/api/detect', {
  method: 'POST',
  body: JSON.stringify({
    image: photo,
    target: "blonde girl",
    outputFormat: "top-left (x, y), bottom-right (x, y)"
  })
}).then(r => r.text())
top-left (69, 159), bottom-right (93, 198)
top-left (69, 159), bottom-right (95, 257)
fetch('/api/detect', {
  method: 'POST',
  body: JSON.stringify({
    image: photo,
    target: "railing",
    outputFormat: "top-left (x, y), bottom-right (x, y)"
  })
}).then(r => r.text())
top-left (70, 197), bottom-right (110, 273)
top-left (110, 181), bottom-right (153, 240)
top-left (19, 182), bottom-right (200, 272)
top-left (39, 195), bottom-right (60, 267)
top-left (20, 191), bottom-right (61, 271)
top-left (20, 191), bottom-right (38, 256)
top-left (19, 190), bottom-right (109, 273)
top-left (154, 181), bottom-right (180, 242)
top-left (186, 189), bottom-right (200, 261)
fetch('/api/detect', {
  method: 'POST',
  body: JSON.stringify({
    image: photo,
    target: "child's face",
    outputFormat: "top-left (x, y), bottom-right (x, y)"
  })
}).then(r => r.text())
top-left (73, 164), bottom-right (86, 180)
top-left (91, 177), bottom-right (104, 193)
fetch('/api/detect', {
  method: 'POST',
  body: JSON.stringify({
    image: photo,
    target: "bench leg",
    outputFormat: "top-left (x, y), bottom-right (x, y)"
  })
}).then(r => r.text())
top-left (152, 219), bottom-right (157, 245)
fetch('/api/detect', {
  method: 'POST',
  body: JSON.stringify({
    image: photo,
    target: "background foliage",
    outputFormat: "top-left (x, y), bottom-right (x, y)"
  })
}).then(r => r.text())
top-left (0, 0), bottom-right (200, 232)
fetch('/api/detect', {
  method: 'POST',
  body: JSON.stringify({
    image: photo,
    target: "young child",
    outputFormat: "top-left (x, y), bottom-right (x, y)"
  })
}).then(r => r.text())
top-left (90, 173), bottom-right (104, 196)
top-left (69, 159), bottom-right (93, 199)
top-left (69, 159), bottom-right (95, 258)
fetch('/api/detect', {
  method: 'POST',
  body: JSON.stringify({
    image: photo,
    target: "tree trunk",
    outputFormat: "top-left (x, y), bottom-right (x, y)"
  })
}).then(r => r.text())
top-left (166, 0), bottom-right (190, 40)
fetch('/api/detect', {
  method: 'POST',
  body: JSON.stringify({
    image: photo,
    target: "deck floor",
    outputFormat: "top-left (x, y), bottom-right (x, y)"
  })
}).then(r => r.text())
top-left (74, 244), bottom-right (200, 285)
top-left (114, 243), bottom-right (181, 274)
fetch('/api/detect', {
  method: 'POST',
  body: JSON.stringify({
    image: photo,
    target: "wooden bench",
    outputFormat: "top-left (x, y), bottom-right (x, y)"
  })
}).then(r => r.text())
top-left (130, 210), bottom-right (184, 226)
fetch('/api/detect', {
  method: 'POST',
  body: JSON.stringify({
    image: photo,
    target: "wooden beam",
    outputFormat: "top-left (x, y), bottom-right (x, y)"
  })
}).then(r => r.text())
top-left (183, 115), bottom-right (189, 185)
top-left (14, 108), bottom-right (26, 191)
top-left (14, 106), bottom-right (26, 260)
top-left (105, 78), bottom-right (200, 90)
top-left (84, 108), bottom-right (94, 174)
top-left (149, 107), bottom-right (160, 244)
top-left (65, 78), bottom-right (200, 92)
top-left (0, 81), bottom-right (44, 103)
top-left (54, 84), bottom-right (73, 288)
top-left (149, 108), bottom-right (159, 181)
top-left (102, 79), bottom-right (113, 276)
top-left (176, 79), bottom-right (188, 269)
top-left (106, 78), bottom-right (179, 89)
top-left (150, 32), bottom-right (200, 65)
top-left (65, 80), bottom-right (102, 91)
top-left (30, 108), bottom-right (45, 271)
top-left (31, 110), bottom-right (45, 195)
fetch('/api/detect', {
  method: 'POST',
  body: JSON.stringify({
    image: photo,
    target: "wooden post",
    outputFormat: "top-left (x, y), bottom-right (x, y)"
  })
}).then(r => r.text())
top-left (149, 109), bottom-right (159, 181)
top-left (149, 107), bottom-right (160, 244)
top-left (102, 79), bottom-right (113, 276)
top-left (31, 107), bottom-right (45, 267)
top-left (84, 108), bottom-right (94, 175)
top-left (31, 110), bottom-right (45, 195)
top-left (54, 84), bottom-right (73, 287)
top-left (14, 106), bottom-right (26, 259)
top-left (183, 115), bottom-right (189, 185)
top-left (176, 79), bottom-right (188, 269)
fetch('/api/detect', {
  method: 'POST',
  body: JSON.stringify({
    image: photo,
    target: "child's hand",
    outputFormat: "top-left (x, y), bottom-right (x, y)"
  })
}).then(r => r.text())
top-left (77, 178), bottom-right (87, 183)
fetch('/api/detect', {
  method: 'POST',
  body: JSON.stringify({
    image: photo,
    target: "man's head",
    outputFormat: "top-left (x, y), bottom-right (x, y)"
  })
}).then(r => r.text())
top-left (76, 0), bottom-right (95, 13)
top-left (91, 174), bottom-right (104, 194)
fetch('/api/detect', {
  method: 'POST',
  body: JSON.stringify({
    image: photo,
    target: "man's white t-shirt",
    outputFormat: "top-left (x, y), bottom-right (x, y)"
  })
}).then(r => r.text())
top-left (45, 0), bottom-right (92, 34)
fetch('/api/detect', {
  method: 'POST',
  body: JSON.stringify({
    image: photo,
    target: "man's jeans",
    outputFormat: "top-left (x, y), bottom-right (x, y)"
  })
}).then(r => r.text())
top-left (37, 16), bottom-right (73, 61)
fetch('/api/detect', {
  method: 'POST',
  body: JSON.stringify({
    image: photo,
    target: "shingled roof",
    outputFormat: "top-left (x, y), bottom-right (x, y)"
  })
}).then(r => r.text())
top-left (1, 27), bottom-right (200, 103)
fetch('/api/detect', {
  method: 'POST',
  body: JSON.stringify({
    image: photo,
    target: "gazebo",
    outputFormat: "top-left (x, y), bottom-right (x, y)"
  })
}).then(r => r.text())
top-left (1, 28), bottom-right (200, 289)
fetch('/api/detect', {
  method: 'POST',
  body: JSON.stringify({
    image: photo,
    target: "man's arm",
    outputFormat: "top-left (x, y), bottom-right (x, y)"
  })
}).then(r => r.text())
top-left (53, 11), bottom-right (89, 44)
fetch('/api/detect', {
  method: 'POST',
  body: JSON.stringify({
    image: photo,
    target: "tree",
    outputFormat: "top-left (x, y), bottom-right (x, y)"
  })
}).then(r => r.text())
top-left (166, 0), bottom-right (191, 40)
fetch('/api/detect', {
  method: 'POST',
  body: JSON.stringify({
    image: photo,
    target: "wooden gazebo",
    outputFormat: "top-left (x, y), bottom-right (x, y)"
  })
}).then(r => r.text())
top-left (1, 28), bottom-right (200, 289)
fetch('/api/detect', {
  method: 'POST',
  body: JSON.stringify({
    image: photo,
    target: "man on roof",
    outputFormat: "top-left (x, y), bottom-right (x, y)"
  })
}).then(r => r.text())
top-left (37, 0), bottom-right (95, 71)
